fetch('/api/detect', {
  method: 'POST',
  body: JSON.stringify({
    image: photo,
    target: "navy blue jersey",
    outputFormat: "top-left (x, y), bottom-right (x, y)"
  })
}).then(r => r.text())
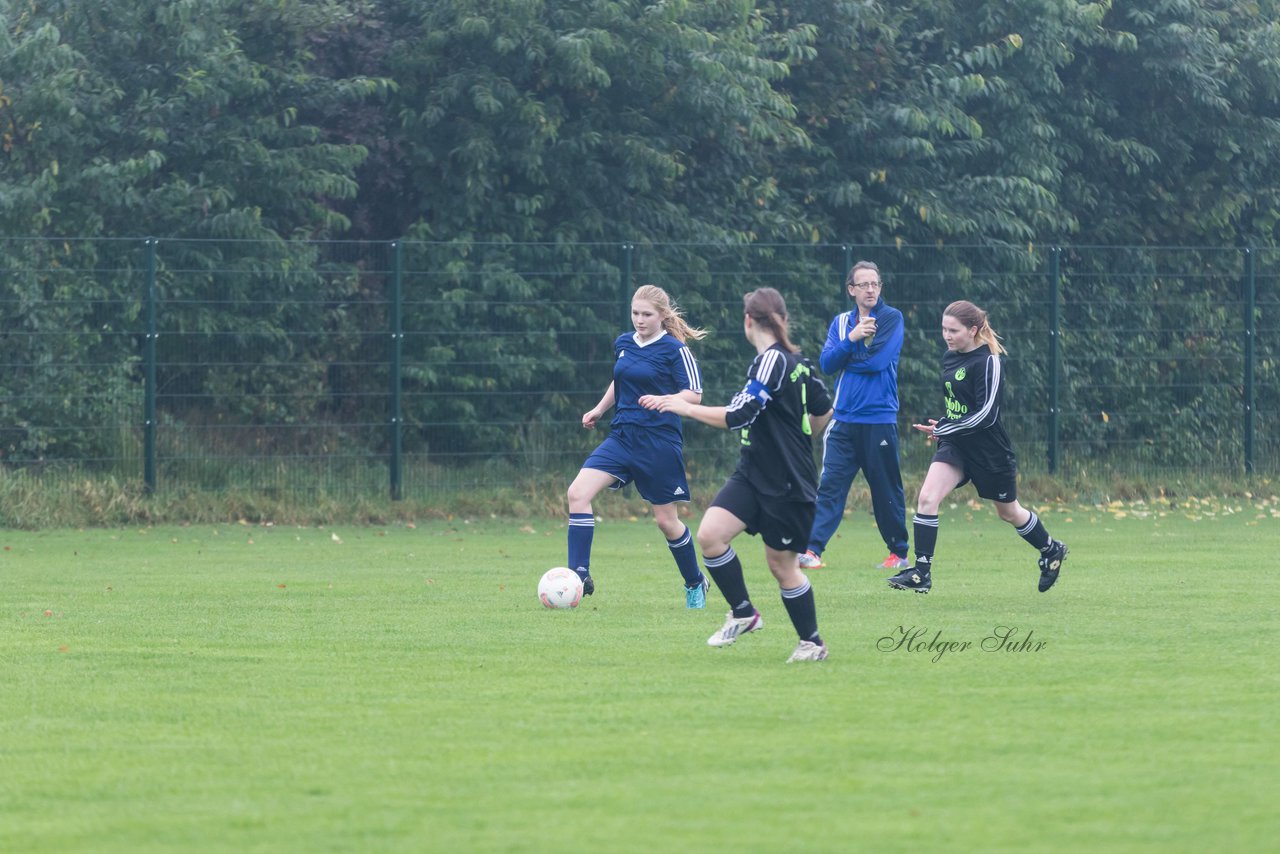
top-left (724, 344), bottom-right (833, 501)
top-left (930, 344), bottom-right (1017, 472)
top-left (610, 331), bottom-right (702, 435)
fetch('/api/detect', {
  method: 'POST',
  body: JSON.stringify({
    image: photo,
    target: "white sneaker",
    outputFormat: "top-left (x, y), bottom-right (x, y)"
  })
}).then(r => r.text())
top-left (707, 611), bottom-right (763, 647)
top-left (786, 640), bottom-right (829, 662)
top-left (797, 550), bottom-right (825, 569)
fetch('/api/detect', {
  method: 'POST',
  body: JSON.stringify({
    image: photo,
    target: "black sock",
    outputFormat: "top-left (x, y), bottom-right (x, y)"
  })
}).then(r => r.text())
top-left (703, 547), bottom-right (754, 618)
top-left (913, 513), bottom-right (939, 569)
top-left (780, 579), bottom-right (821, 646)
top-left (1016, 511), bottom-right (1052, 551)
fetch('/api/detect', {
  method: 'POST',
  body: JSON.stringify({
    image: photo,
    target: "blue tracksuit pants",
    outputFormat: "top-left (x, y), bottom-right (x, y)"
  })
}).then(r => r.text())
top-left (807, 420), bottom-right (909, 559)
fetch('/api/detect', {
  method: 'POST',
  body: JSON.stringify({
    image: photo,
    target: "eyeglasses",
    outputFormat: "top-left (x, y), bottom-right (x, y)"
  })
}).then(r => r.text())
top-left (851, 281), bottom-right (881, 290)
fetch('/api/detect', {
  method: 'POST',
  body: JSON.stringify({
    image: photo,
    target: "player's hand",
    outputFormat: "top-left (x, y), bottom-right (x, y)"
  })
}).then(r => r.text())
top-left (582, 409), bottom-right (602, 429)
top-left (639, 394), bottom-right (687, 415)
top-left (911, 419), bottom-right (938, 443)
top-left (848, 315), bottom-right (877, 342)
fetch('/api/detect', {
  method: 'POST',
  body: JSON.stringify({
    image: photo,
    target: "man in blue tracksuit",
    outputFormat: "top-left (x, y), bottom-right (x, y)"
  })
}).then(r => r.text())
top-left (798, 261), bottom-right (910, 571)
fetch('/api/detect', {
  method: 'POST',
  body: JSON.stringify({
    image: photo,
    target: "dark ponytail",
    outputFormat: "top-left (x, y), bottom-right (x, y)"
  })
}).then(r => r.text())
top-left (743, 287), bottom-right (798, 353)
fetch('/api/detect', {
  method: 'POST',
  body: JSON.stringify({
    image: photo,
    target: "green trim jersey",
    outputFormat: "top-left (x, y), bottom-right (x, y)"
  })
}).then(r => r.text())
top-left (930, 344), bottom-right (1017, 473)
top-left (724, 344), bottom-right (833, 501)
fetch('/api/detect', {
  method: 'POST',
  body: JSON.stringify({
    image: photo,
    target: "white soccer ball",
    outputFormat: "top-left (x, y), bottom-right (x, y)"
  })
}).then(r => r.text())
top-left (538, 567), bottom-right (584, 609)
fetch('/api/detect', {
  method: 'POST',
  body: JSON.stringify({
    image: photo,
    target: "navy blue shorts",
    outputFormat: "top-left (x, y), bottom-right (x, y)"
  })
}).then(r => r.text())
top-left (582, 426), bottom-right (692, 505)
top-left (710, 472), bottom-right (815, 553)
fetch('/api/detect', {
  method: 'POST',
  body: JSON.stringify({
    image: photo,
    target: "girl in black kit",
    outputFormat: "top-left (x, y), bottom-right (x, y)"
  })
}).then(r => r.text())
top-left (887, 300), bottom-right (1068, 594)
top-left (641, 288), bottom-right (836, 662)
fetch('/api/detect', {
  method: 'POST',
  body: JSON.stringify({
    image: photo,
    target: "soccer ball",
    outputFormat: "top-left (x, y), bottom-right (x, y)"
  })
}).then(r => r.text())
top-left (538, 567), bottom-right (583, 609)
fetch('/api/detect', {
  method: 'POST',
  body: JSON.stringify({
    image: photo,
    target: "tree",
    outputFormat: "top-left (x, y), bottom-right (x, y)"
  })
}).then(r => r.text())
top-left (0, 1), bottom-right (387, 466)
top-left (0, 0), bottom-right (381, 240)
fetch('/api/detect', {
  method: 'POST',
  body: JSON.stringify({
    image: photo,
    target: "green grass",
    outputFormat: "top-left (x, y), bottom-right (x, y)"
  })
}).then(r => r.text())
top-left (2, 500), bottom-right (1277, 852)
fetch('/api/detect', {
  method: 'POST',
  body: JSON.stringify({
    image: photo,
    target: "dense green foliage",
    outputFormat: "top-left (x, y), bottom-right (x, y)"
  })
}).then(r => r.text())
top-left (1, 2), bottom-right (1277, 480)
top-left (6, 1), bottom-right (1280, 245)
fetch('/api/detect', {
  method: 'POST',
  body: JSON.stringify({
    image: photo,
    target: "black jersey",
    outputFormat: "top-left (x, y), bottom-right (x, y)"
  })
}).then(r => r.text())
top-left (930, 344), bottom-right (1017, 472)
top-left (724, 344), bottom-right (833, 501)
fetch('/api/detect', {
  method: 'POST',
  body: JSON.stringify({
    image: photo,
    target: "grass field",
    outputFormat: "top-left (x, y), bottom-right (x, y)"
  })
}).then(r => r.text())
top-left (2, 498), bottom-right (1277, 852)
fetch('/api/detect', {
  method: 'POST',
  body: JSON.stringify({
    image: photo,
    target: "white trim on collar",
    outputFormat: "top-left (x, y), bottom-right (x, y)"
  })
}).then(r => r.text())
top-left (632, 329), bottom-right (668, 347)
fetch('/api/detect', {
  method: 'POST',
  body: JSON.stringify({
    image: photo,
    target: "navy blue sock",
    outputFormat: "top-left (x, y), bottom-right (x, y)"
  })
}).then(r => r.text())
top-left (667, 526), bottom-right (704, 587)
top-left (703, 547), bottom-right (753, 618)
top-left (568, 513), bottom-right (594, 580)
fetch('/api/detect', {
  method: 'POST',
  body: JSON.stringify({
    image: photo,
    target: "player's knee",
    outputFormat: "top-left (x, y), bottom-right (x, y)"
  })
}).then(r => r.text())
top-left (695, 527), bottom-right (725, 555)
top-left (653, 514), bottom-right (681, 538)
top-left (995, 502), bottom-right (1022, 523)
top-left (566, 482), bottom-right (592, 510)
top-left (916, 492), bottom-right (943, 514)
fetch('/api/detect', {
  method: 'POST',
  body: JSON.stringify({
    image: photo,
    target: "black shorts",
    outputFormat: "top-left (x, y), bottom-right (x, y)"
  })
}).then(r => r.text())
top-left (710, 472), bottom-right (816, 552)
top-left (932, 440), bottom-right (1018, 503)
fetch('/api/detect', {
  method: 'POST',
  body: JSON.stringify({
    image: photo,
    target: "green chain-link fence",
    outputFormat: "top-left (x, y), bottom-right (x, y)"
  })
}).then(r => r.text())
top-left (1, 238), bottom-right (1274, 499)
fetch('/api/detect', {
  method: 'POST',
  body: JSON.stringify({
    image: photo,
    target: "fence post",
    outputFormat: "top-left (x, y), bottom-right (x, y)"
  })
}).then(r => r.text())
top-left (1048, 246), bottom-right (1061, 474)
top-left (620, 243), bottom-right (635, 326)
top-left (389, 241), bottom-right (404, 501)
top-left (1243, 247), bottom-right (1256, 475)
top-left (839, 243), bottom-right (849, 311)
top-left (143, 238), bottom-right (158, 494)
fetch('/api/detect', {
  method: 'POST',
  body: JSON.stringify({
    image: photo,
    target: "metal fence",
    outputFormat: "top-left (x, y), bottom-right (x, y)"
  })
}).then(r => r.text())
top-left (1, 238), bottom-right (1275, 499)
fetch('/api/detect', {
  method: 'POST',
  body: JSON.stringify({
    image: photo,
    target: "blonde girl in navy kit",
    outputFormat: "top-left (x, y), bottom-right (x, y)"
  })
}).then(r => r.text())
top-left (567, 285), bottom-right (710, 607)
top-left (887, 300), bottom-right (1068, 594)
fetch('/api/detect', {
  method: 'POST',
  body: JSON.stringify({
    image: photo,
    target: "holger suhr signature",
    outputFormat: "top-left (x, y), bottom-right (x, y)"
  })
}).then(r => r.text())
top-left (877, 625), bottom-right (1047, 663)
